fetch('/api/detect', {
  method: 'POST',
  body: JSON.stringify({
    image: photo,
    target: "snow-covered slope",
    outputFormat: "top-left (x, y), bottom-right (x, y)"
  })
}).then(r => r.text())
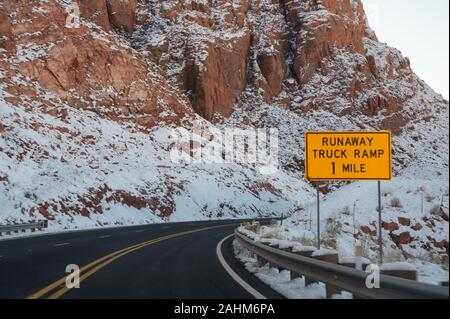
top-left (0, 89), bottom-right (312, 230)
top-left (239, 173), bottom-right (449, 284)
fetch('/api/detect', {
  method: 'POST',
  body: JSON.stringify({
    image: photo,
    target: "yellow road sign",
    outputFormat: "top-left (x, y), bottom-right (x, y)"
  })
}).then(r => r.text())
top-left (305, 131), bottom-right (392, 181)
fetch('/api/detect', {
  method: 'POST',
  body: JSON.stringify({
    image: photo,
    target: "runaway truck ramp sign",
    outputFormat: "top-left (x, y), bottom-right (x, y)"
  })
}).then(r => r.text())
top-left (304, 131), bottom-right (392, 181)
top-left (304, 131), bottom-right (392, 264)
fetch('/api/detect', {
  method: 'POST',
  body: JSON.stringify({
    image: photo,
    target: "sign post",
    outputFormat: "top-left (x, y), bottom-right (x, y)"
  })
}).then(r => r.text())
top-left (304, 131), bottom-right (392, 262)
top-left (316, 186), bottom-right (320, 250)
top-left (378, 181), bottom-right (383, 265)
top-left (309, 206), bottom-right (312, 231)
top-left (353, 202), bottom-right (356, 235)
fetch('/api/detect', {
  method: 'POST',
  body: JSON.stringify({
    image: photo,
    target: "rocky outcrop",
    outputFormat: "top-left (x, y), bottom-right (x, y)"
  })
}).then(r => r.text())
top-left (1, 0), bottom-right (189, 127)
top-left (129, 0), bottom-right (425, 126)
top-left (382, 221), bottom-right (399, 232)
top-left (78, 0), bottom-right (112, 31)
top-left (391, 232), bottom-right (413, 246)
top-left (256, 49), bottom-right (286, 100)
top-left (0, 9), bottom-right (14, 51)
top-left (106, 0), bottom-right (138, 33)
top-left (398, 217), bottom-right (411, 227)
top-left (1, 0), bottom-right (422, 130)
top-left (361, 226), bottom-right (377, 236)
top-left (291, 0), bottom-right (366, 85)
top-left (77, 0), bottom-right (137, 34)
top-left (186, 33), bottom-right (251, 119)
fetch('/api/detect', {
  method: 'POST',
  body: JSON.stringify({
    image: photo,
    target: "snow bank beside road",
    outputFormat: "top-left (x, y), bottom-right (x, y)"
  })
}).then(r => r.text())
top-left (232, 239), bottom-right (352, 299)
top-left (237, 175), bottom-right (449, 286)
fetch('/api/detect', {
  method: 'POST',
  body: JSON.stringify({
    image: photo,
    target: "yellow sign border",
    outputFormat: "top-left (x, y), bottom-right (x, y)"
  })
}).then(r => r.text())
top-left (304, 131), bottom-right (392, 181)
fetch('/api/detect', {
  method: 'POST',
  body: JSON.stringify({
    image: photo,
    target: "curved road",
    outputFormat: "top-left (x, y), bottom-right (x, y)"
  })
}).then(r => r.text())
top-left (0, 220), bottom-right (284, 299)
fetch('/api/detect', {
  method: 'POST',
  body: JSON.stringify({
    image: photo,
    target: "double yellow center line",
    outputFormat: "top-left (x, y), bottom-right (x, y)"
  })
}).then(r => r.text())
top-left (28, 224), bottom-right (235, 299)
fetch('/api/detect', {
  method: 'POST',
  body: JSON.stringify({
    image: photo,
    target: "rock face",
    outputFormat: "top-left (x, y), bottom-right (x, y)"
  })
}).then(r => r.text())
top-left (0, 0), bottom-right (189, 128)
top-left (290, 0), bottom-right (366, 85)
top-left (186, 34), bottom-right (251, 119)
top-left (2, 0), bottom-right (443, 129)
top-left (78, 0), bottom-right (112, 31)
top-left (78, 0), bottom-right (137, 34)
top-left (0, 9), bottom-right (12, 37)
top-left (131, 0), bottom-right (418, 124)
top-left (106, 0), bottom-right (138, 33)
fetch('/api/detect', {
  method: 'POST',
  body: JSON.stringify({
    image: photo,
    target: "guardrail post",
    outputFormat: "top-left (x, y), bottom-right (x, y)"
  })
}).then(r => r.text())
top-left (276, 245), bottom-right (296, 273)
top-left (311, 251), bottom-right (342, 298)
top-left (259, 239), bottom-right (279, 269)
top-left (339, 257), bottom-right (371, 271)
top-left (268, 243), bottom-right (286, 272)
top-left (0, 220), bottom-right (47, 237)
top-left (290, 248), bottom-right (316, 282)
top-left (339, 256), bottom-right (371, 299)
top-left (256, 255), bottom-right (268, 267)
top-left (381, 265), bottom-right (417, 281)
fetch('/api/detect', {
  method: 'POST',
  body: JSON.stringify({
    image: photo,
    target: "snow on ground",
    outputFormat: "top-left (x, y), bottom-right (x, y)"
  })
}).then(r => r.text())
top-left (233, 239), bottom-right (352, 299)
top-left (0, 86), bottom-right (314, 232)
top-left (284, 176), bottom-right (448, 268)
top-left (237, 174), bottom-right (449, 285)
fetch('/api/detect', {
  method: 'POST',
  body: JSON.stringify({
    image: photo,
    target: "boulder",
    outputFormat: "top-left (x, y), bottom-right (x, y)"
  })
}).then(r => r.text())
top-left (398, 217), bottom-right (411, 227)
top-left (434, 240), bottom-right (449, 253)
top-left (382, 221), bottom-right (399, 232)
top-left (361, 226), bottom-right (377, 236)
top-left (391, 232), bottom-right (412, 246)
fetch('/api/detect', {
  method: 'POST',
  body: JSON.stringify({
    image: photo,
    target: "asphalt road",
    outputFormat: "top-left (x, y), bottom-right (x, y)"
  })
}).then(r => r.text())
top-left (0, 219), bottom-right (285, 299)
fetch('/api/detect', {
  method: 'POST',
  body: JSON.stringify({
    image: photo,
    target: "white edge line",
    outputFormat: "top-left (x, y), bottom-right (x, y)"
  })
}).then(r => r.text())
top-left (216, 234), bottom-right (267, 300)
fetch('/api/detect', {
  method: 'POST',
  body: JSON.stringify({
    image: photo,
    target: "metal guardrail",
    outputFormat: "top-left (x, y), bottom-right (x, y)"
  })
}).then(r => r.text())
top-left (0, 220), bottom-right (48, 236)
top-left (235, 230), bottom-right (449, 299)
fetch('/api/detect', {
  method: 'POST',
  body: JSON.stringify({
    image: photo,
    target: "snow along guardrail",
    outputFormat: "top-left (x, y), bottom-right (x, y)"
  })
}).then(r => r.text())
top-left (234, 229), bottom-right (449, 299)
top-left (0, 220), bottom-right (48, 236)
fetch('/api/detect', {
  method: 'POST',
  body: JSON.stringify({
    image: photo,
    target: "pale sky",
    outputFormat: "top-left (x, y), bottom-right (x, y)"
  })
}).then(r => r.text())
top-left (362, 0), bottom-right (449, 100)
